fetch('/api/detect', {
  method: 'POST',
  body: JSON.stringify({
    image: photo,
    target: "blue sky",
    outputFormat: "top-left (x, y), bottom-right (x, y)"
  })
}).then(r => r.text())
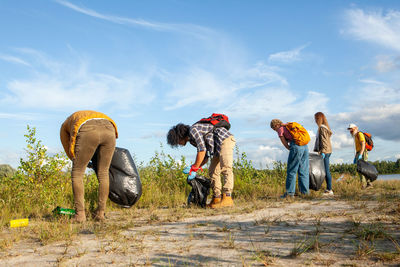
top-left (1, 0), bottom-right (400, 168)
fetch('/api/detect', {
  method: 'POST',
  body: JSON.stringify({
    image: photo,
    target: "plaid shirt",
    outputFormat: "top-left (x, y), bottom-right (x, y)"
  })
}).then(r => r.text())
top-left (189, 123), bottom-right (232, 156)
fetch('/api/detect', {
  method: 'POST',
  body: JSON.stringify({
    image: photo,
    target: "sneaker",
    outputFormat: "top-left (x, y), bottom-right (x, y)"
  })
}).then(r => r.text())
top-left (323, 190), bottom-right (334, 196)
top-left (280, 192), bottom-right (294, 199)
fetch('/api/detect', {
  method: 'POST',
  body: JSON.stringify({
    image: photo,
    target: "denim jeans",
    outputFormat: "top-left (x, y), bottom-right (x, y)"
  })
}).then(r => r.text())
top-left (286, 141), bottom-right (309, 195)
top-left (324, 153), bottom-right (332, 191)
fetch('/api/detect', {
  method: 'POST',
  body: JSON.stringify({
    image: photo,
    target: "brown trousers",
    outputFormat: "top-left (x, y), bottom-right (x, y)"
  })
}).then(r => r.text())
top-left (72, 119), bottom-right (116, 214)
top-left (208, 135), bottom-right (236, 196)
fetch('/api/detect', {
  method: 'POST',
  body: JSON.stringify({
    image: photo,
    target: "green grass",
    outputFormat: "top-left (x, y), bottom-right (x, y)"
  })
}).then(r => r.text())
top-left (1, 125), bottom-right (400, 256)
top-left (2, 126), bottom-right (400, 227)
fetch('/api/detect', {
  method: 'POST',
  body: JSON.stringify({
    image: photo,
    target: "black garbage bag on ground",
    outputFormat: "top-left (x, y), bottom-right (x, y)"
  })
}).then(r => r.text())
top-left (309, 153), bottom-right (326, 191)
top-left (187, 175), bottom-right (211, 208)
top-left (357, 159), bottom-right (378, 182)
top-left (90, 147), bottom-right (142, 208)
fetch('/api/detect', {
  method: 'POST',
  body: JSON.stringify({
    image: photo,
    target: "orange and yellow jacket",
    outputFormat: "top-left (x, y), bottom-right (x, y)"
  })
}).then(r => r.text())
top-left (60, 110), bottom-right (118, 159)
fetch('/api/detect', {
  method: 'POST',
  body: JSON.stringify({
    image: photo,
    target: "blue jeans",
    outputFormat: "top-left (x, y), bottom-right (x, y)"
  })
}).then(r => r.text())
top-left (286, 142), bottom-right (309, 195)
top-left (324, 153), bottom-right (332, 191)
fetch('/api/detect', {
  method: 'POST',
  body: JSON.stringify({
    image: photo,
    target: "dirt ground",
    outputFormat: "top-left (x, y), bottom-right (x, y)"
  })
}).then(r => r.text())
top-left (1, 197), bottom-right (400, 266)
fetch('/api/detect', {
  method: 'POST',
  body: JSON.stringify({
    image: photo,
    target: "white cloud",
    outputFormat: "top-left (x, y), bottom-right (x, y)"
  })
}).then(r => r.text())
top-left (164, 62), bottom-right (287, 111)
top-left (165, 68), bottom-right (232, 110)
top-left (344, 8), bottom-right (400, 52)
top-left (0, 54), bottom-right (30, 66)
top-left (0, 49), bottom-right (156, 110)
top-left (340, 7), bottom-right (400, 144)
top-left (165, 61), bottom-right (327, 123)
top-left (330, 103), bottom-right (400, 142)
top-left (331, 132), bottom-right (354, 150)
top-left (375, 55), bottom-right (400, 72)
top-left (268, 44), bottom-right (309, 63)
top-left (227, 90), bottom-right (328, 122)
top-left (0, 112), bottom-right (38, 120)
top-left (357, 80), bottom-right (400, 104)
top-left (55, 0), bottom-right (214, 39)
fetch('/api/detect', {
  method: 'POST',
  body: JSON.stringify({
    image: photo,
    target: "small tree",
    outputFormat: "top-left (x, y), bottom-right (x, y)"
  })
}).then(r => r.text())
top-left (18, 125), bottom-right (69, 183)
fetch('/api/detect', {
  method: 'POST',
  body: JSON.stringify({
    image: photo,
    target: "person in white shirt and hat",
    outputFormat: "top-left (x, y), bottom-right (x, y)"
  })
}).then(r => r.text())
top-left (347, 123), bottom-right (372, 188)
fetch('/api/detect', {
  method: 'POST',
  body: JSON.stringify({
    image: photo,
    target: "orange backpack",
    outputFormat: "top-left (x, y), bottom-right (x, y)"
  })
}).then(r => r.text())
top-left (361, 132), bottom-right (374, 151)
top-left (285, 122), bottom-right (310, 146)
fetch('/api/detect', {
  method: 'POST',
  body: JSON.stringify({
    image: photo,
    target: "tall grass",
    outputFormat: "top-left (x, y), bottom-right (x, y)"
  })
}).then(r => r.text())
top-left (1, 125), bottom-right (400, 229)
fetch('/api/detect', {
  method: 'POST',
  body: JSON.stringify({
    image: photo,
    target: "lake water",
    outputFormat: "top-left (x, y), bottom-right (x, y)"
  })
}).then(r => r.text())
top-left (378, 174), bottom-right (400, 181)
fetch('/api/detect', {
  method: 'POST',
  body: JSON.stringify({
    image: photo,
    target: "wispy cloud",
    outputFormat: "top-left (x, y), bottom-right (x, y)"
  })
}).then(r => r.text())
top-left (343, 8), bottom-right (400, 51)
top-left (0, 54), bottom-right (30, 66)
top-left (0, 112), bottom-right (38, 120)
top-left (340, 8), bottom-right (400, 143)
top-left (331, 103), bottom-right (400, 142)
top-left (54, 0), bottom-right (214, 39)
top-left (164, 67), bottom-right (232, 110)
top-left (375, 55), bottom-right (400, 72)
top-left (268, 44), bottom-right (309, 63)
top-left (358, 79), bottom-right (400, 105)
top-left (0, 48), bottom-right (156, 110)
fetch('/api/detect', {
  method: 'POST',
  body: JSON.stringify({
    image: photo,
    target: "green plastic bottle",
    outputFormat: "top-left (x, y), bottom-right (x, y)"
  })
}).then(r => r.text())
top-left (52, 206), bottom-right (76, 216)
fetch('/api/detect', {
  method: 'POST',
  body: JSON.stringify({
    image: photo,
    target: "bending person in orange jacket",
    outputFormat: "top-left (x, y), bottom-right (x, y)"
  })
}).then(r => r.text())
top-left (60, 110), bottom-right (117, 222)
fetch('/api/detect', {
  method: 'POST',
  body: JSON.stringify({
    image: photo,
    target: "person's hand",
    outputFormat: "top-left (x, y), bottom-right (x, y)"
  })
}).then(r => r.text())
top-left (354, 154), bottom-right (362, 164)
top-left (183, 165), bottom-right (202, 180)
top-left (183, 166), bottom-right (191, 174)
top-left (187, 172), bottom-right (197, 180)
top-left (321, 153), bottom-right (325, 159)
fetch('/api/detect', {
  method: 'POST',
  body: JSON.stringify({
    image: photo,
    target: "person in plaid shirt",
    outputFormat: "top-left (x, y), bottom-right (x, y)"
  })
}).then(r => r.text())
top-left (167, 121), bottom-right (236, 208)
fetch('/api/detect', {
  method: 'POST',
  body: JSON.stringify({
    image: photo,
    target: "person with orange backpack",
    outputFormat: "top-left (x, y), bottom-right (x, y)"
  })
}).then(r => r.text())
top-left (167, 114), bottom-right (236, 208)
top-left (270, 119), bottom-right (310, 198)
top-left (347, 123), bottom-right (373, 189)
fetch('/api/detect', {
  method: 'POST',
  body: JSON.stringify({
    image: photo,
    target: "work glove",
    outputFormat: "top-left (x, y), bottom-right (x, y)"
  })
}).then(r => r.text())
top-left (182, 166), bottom-right (191, 174)
top-left (353, 154), bottom-right (362, 164)
top-left (321, 153), bottom-right (325, 159)
top-left (183, 165), bottom-right (202, 180)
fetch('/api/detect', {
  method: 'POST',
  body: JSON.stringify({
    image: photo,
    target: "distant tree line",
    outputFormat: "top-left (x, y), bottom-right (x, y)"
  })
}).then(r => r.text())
top-left (0, 164), bottom-right (16, 178)
top-left (1, 157), bottom-right (400, 180)
top-left (331, 159), bottom-right (400, 175)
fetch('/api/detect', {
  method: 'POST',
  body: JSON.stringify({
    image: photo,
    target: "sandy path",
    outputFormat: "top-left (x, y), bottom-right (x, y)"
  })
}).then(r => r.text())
top-left (1, 199), bottom-right (399, 266)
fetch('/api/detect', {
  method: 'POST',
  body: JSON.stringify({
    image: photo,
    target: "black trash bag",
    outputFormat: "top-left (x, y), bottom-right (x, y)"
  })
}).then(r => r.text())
top-left (357, 159), bottom-right (378, 182)
top-left (309, 153), bottom-right (326, 191)
top-left (187, 175), bottom-right (211, 208)
top-left (90, 147), bottom-right (142, 208)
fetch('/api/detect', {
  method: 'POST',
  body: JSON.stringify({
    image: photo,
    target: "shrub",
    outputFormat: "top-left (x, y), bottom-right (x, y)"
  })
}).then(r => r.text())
top-left (0, 126), bottom-right (98, 226)
top-left (0, 164), bottom-right (15, 179)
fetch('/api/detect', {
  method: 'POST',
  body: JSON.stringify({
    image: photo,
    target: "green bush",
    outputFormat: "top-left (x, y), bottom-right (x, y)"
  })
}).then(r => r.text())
top-left (3, 125), bottom-right (399, 228)
top-left (0, 164), bottom-right (15, 179)
top-left (0, 126), bottom-right (99, 226)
